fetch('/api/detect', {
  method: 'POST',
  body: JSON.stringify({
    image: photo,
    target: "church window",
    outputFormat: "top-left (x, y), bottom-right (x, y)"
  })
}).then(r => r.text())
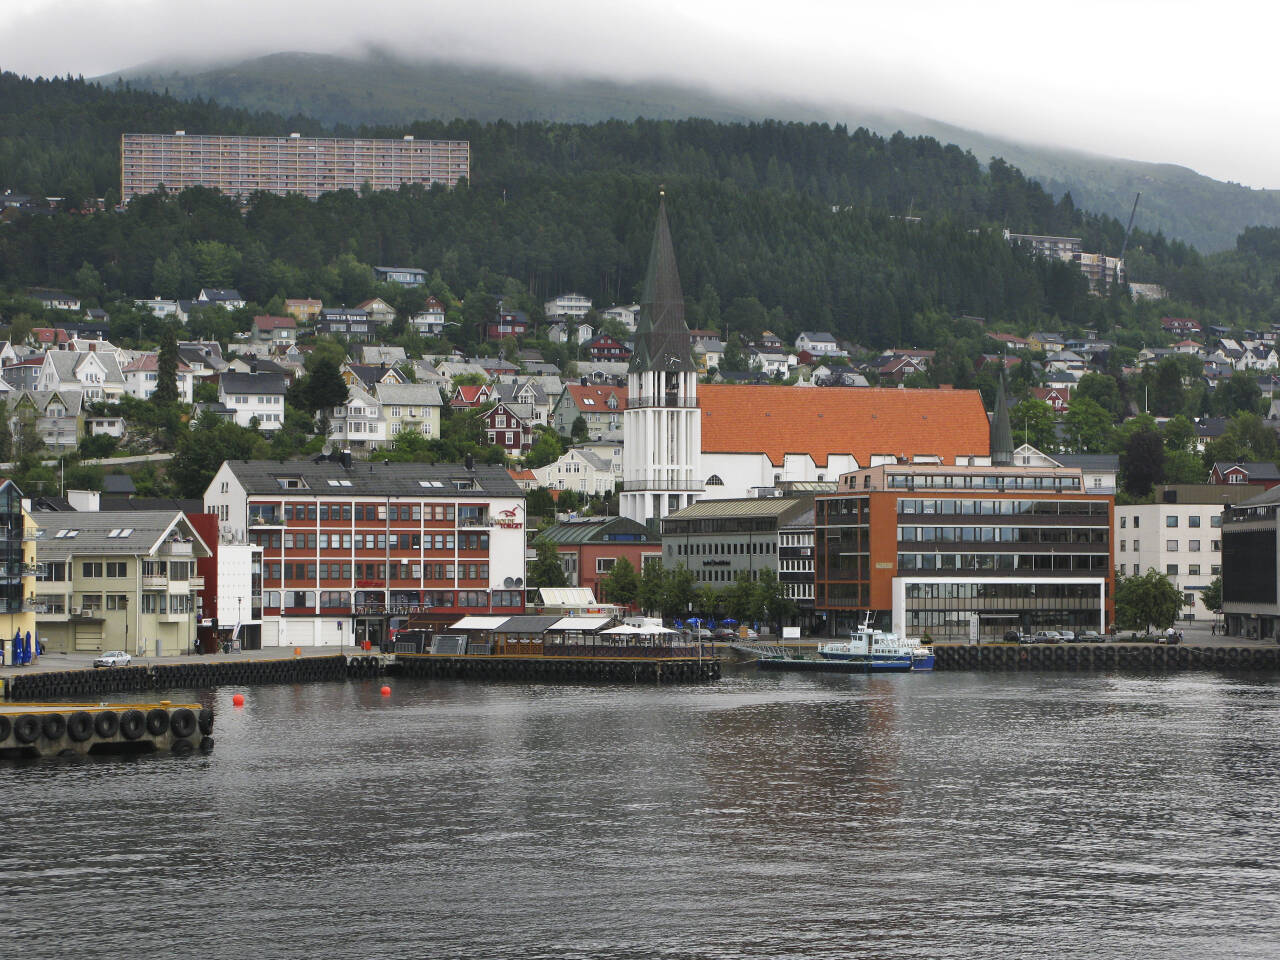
top-left (706, 475), bottom-right (724, 486)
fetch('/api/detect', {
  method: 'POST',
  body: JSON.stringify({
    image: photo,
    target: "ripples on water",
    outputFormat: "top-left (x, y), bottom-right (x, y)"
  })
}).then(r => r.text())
top-left (4, 668), bottom-right (1280, 959)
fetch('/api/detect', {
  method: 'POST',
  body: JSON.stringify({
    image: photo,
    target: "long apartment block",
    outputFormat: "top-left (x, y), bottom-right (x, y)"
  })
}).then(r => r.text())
top-left (121, 131), bottom-right (471, 201)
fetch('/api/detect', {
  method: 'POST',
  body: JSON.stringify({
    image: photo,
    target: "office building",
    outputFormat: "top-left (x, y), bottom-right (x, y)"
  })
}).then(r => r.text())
top-left (121, 132), bottom-right (470, 201)
top-left (814, 464), bottom-right (1113, 640)
top-left (203, 458), bottom-right (527, 648)
top-left (1221, 485), bottom-right (1280, 639)
top-left (1115, 485), bottom-right (1252, 622)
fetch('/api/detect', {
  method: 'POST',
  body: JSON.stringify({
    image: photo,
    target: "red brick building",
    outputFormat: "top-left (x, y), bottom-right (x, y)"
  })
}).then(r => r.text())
top-left (538, 516), bottom-right (661, 604)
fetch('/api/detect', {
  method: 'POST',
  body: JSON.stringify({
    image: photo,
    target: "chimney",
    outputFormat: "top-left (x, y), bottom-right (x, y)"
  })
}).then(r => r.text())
top-left (465, 453), bottom-right (475, 472)
top-left (342, 451), bottom-right (352, 470)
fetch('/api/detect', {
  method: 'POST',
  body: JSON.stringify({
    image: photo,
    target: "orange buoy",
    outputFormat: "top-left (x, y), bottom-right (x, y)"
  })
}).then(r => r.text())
top-left (232, 693), bottom-right (245, 707)
top-left (294, 646), bottom-right (301, 657)
top-left (380, 685), bottom-right (391, 697)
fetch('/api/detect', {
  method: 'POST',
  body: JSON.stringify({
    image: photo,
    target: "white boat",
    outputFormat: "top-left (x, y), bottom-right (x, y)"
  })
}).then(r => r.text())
top-left (817, 622), bottom-right (935, 671)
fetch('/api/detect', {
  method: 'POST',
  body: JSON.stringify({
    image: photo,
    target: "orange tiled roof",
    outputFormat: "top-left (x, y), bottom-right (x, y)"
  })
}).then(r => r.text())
top-left (698, 385), bottom-right (990, 467)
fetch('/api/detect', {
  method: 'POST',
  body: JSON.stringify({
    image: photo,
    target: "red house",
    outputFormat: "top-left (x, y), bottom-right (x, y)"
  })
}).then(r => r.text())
top-left (581, 334), bottom-right (632, 361)
top-left (484, 307), bottom-right (530, 341)
top-left (483, 402), bottom-right (535, 454)
top-left (1210, 461), bottom-right (1280, 489)
top-left (538, 516), bottom-right (662, 606)
top-left (1032, 386), bottom-right (1071, 413)
top-left (451, 383), bottom-right (492, 408)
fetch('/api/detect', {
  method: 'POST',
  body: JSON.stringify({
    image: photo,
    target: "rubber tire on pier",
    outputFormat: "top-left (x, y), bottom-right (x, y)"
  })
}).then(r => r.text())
top-left (199, 736), bottom-right (215, 754)
top-left (12, 714), bottom-right (38, 744)
top-left (171, 739), bottom-right (194, 756)
top-left (0, 715), bottom-right (9, 741)
top-left (94, 710), bottom-right (119, 738)
top-left (119, 709), bottom-right (145, 740)
top-left (41, 713), bottom-right (66, 741)
top-left (66, 711), bottom-right (94, 742)
top-left (198, 707), bottom-right (214, 735)
top-left (145, 708), bottom-right (170, 736)
top-left (169, 708), bottom-right (197, 739)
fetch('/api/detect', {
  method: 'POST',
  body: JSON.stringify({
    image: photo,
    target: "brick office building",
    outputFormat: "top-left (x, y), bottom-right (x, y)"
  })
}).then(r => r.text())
top-left (203, 458), bottom-right (526, 648)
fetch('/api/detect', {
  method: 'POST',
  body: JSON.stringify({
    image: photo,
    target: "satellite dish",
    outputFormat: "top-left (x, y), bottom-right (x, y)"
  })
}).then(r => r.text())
top-left (504, 577), bottom-right (514, 587)
top-left (514, 577), bottom-right (524, 587)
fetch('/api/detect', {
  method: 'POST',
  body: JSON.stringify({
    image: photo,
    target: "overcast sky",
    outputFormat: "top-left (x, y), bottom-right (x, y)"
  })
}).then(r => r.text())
top-left (3, 0), bottom-right (1278, 188)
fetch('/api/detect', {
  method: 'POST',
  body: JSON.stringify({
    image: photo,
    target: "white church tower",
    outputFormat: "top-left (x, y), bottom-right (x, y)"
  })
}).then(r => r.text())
top-left (621, 191), bottom-right (702, 527)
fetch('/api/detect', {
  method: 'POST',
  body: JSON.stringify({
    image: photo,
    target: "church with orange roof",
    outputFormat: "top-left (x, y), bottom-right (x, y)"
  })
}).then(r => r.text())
top-left (621, 194), bottom-right (994, 524)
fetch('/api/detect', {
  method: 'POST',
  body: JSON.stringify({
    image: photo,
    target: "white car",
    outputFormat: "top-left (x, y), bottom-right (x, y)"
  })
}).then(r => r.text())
top-left (94, 650), bottom-right (132, 668)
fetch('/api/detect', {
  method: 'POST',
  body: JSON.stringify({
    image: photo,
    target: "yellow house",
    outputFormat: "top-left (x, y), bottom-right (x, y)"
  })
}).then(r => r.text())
top-left (34, 510), bottom-right (211, 657)
top-left (0, 479), bottom-right (39, 644)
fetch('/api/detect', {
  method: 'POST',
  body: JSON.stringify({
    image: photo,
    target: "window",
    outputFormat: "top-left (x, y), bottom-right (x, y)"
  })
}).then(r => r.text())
top-left (1189, 564), bottom-right (1201, 576)
top-left (1166, 564), bottom-right (1178, 576)
top-left (82, 562), bottom-right (103, 578)
top-left (1120, 540), bottom-right (1126, 552)
top-left (1120, 516), bottom-right (1127, 528)
top-left (1167, 540), bottom-right (1178, 551)
top-left (596, 557), bottom-right (616, 574)
top-left (106, 562), bottom-right (128, 578)
top-left (1165, 516), bottom-right (1179, 527)
top-left (1188, 515), bottom-right (1201, 528)
top-left (1212, 540), bottom-right (1221, 551)
top-left (1211, 515), bottom-right (1223, 528)
top-left (1190, 540), bottom-right (1201, 552)
top-left (1211, 565), bottom-right (1221, 575)
top-left (1134, 517), bottom-right (1140, 529)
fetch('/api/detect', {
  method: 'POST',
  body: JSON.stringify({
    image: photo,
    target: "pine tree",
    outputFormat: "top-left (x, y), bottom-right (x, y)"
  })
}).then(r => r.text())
top-left (153, 329), bottom-right (179, 405)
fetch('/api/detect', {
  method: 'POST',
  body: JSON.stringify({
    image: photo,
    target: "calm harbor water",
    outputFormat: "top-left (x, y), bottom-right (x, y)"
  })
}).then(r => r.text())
top-left (5, 667), bottom-right (1280, 959)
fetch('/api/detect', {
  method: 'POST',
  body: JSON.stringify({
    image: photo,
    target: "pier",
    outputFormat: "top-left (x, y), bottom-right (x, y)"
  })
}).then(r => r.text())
top-left (0, 701), bottom-right (213, 758)
top-left (931, 642), bottom-right (1280, 671)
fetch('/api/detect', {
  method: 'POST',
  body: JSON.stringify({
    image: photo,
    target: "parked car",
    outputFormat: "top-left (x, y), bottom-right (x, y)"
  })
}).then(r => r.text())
top-left (1078, 631), bottom-right (1103, 643)
top-left (1059, 630), bottom-right (1078, 643)
top-left (94, 650), bottom-right (131, 668)
top-left (1033, 631), bottom-right (1063, 644)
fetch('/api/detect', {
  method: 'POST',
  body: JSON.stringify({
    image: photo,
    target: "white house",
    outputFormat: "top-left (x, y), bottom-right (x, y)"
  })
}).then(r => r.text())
top-left (122, 353), bottom-right (194, 403)
top-left (750, 349), bottom-right (797, 377)
top-left (218, 371), bottom-right (286, 431)
top-left (533, 446), bottom-right (621, 495)
top-left (545, 293), bottom-right (592, 319)
top-left (601, 304), bottom-right (640, 332)
top-left (197, 288), bottom-right (246, 310)
top-left (410, 297), bottom-right (447, 336)
top-left (135, 298), bottom-right (179, 319)
top-left (795, 331), bottom-right (843, 355)
top-left (36, 350), bottom-right (125, 402)
top-left (328, 383), bottom-right (388, 450)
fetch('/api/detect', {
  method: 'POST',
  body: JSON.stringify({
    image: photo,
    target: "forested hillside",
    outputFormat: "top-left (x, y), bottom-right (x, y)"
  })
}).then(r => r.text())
top-left (98, 51), bottom-right (1280, 252)
top-left (2, 73), bottom-right (1279, 353)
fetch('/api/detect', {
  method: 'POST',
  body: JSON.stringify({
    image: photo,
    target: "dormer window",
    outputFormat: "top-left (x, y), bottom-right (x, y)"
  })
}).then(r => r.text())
top-left (275, 476), bottom-right (307, 490)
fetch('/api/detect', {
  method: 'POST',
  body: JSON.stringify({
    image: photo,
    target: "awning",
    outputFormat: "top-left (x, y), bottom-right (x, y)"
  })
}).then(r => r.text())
top-left (549, 616), bottom-right (613, 632)
top-left (449, 616), bottom-right (512, 630)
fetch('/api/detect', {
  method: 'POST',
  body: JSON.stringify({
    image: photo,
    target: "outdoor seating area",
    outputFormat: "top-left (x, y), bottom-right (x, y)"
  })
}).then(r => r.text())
top-left (441, 614), bottom-right (705, 658)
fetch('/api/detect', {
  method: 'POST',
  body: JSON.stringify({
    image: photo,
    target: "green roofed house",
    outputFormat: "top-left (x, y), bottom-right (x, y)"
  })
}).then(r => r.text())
top-left (538, 516), bottom-right (661, 604)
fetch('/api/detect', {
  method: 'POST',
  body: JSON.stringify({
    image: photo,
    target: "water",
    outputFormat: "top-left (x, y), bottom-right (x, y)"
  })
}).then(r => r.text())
top-left (5, 667), bottom-right (1280, 959)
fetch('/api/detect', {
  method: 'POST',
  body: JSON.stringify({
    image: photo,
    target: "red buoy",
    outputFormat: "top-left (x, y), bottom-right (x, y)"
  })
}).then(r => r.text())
top-left (380, 685), bottom-right (391, 697)
top-left (232, 693), bottom-right (245, 707)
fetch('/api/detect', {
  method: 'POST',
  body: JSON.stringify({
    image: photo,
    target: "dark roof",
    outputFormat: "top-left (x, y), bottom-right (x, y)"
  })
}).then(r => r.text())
top-left (102, 474), bottom-right (136, 494)
top-left (1213, 461), bottom-right (1280, 479)
top-left (630, 194), bottom-right (696, 374)
top-left (223, 460), bottom-right (524, 498)
top-left (98, 495), bottom-right (203, 512)
top-left (220, 371), bottom-right (286, 395)
top-left (492, 615), bottom-right (561, 635)
top-left (539, 515), bottom-right (655, 545)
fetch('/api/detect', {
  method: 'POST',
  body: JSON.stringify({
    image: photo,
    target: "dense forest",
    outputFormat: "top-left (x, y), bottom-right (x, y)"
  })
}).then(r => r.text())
top-left (2, 73), bottom-right (1280, 351)
top-left (100, 51), bottom-right (1280, 252)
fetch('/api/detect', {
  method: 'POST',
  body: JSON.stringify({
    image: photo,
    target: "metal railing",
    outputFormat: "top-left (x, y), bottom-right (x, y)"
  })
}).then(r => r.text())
top-left (626, 397), bottom-right (699, 409)
top-left (621, 480), bottom-right (705, 492)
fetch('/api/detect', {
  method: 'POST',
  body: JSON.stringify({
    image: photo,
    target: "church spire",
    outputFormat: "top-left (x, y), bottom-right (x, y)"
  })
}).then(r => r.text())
top-left (630, 188), bottom-right (696, 373)
top-left (991, 371), bottom-right (1014, 466)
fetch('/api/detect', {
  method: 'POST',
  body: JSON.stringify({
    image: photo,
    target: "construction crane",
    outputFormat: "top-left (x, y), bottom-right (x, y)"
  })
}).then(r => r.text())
top-left (1114, 192), bottom-right (1141, 287)
top-left (1119, 192), bottom-right (1141, 260)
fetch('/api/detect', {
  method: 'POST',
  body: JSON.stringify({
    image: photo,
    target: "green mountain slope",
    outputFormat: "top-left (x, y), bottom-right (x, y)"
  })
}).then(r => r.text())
top-left (101, 51), bottom-right (1280, 252)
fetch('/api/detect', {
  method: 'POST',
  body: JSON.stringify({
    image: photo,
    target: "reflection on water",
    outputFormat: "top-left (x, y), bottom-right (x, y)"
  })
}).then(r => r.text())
top-left (4, 668), bottom-right (1280, 959)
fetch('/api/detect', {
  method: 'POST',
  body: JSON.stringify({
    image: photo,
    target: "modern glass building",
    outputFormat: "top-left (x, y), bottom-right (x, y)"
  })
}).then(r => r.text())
top-left (814, 465), bottom-right (1113, 640)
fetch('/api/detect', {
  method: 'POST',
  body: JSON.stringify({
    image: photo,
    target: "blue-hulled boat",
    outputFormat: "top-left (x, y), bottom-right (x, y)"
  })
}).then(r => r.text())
top-left (817, 625), bottom-right (935, 672)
